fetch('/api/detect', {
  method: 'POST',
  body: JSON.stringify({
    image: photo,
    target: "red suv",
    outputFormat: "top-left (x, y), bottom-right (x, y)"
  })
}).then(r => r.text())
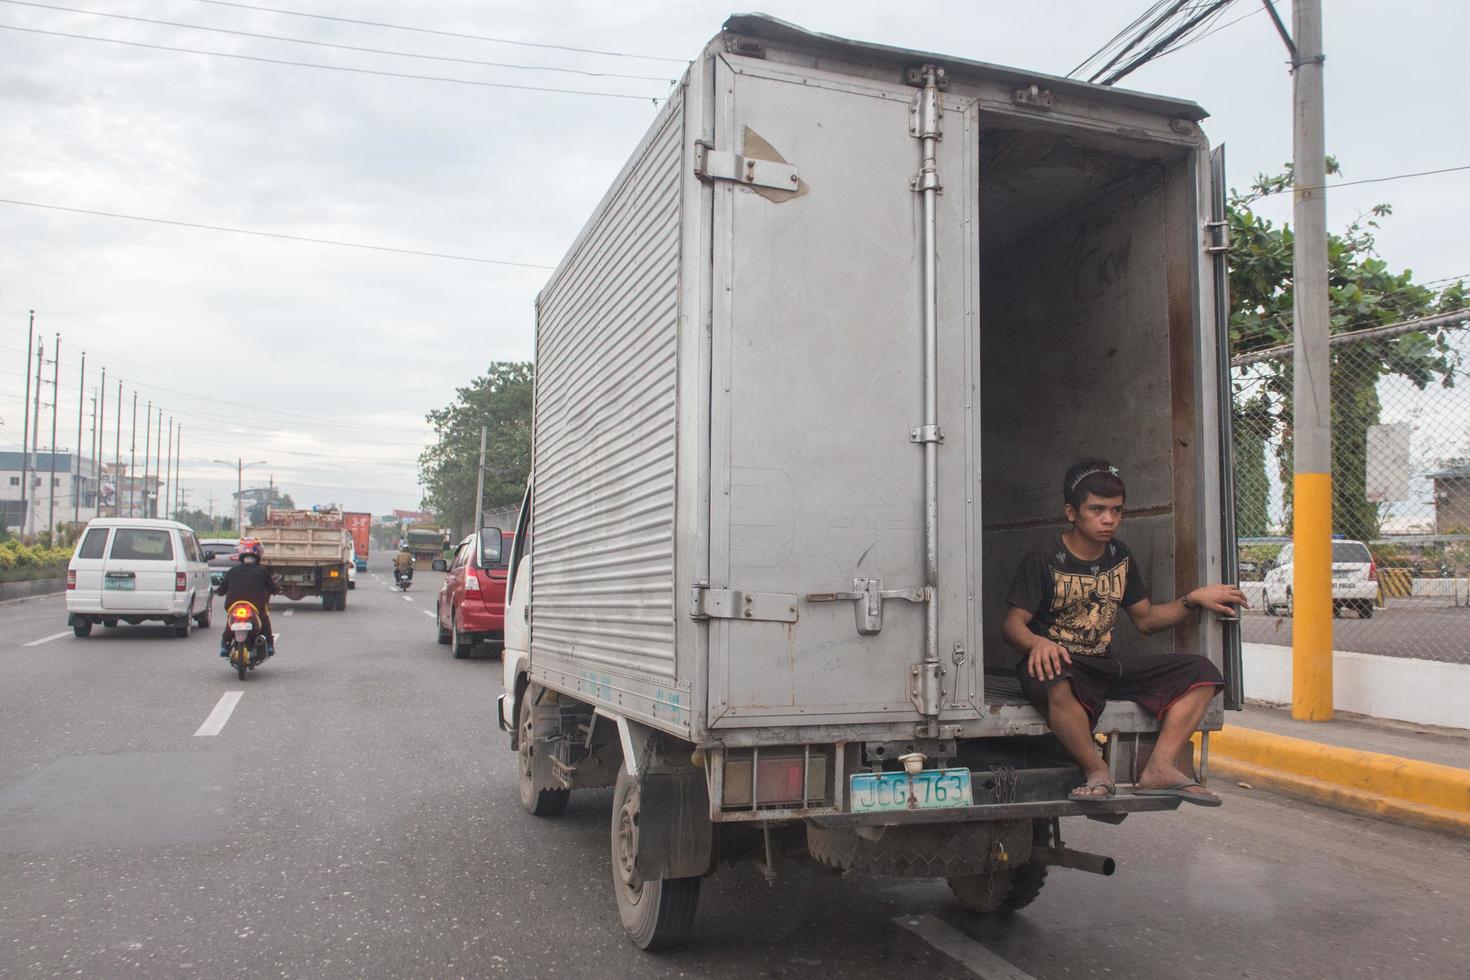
top-left (435, 528), bottom-right (513, 659)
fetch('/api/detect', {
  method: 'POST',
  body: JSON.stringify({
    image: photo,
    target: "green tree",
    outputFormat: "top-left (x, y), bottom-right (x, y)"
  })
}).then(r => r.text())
top-left (246, 490), bottom-right (295, 527)
top-left (1229, 160), bottom-right (1467, 540)
top-left (418, 361), bottom-right (533, 534)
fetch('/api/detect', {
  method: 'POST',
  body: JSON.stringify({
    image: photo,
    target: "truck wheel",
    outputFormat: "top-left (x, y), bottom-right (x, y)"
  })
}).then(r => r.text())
top-left (451, 618), bottom-right (472, 659)
top-left (611, 766), bottom-right (701, 950)
top-left (73, 620), bottom-right (92, 638)
top-left (337, 589), bottom-right (347, 611)
top-left (947, 818), bottom-right (1050, 914)
top-left (516, 686), bottom-right (569, 817)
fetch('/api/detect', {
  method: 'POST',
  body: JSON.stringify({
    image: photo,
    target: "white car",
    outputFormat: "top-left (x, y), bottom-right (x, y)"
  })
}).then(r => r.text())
top-left (1262, 538), bottom-right (1378, 619)
top-left (346, 547), bottom-right (358, 589)
top-left (66, 518), bottom-right (213, 637)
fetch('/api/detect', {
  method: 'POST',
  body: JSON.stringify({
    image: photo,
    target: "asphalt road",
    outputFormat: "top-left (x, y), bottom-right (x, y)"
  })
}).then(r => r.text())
top-left (3, 561), bottom-right (1468, 979)
top-left (1238, 602), bottom-right (1470, 664)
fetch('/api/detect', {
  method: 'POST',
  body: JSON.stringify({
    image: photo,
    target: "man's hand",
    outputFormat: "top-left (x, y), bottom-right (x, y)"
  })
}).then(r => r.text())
top-left (1185, 583), bottom-right (1249, 616)
top-left (1026, 639), bottom-right (1073, 682)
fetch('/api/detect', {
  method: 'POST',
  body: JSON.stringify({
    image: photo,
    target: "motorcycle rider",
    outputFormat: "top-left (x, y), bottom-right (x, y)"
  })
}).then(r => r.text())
top-left (216, 537), bottom-right (281, 658)
top-left (393, 546), bottom-right (414, 585)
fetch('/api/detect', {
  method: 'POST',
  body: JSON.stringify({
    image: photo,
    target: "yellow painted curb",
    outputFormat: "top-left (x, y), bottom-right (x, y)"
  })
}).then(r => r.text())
top-left (1198, 726), bottom-right (1470, 835)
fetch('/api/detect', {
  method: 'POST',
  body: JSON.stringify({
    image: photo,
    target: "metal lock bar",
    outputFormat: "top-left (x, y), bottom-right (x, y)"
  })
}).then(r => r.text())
top-left (693, 141), bottom-right (801, 191)
top-left (691, 586), bottom-right (799, 623)
top-left (806, 577), bottom-right (928, 635)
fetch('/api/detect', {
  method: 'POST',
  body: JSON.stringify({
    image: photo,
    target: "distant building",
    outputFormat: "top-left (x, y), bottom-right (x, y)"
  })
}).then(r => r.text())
top-left (0, 450), bottom-right (104, 534)
top-left (1426, 463), bottom-right (1470, 534)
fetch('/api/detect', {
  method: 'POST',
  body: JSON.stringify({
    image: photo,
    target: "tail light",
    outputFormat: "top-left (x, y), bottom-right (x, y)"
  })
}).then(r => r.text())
top-left (465, 571), bottom-right (481, 592)
top-left (67, 569), bottom-right (76, 590)
top-left (231, 603), bottom-right (253, 621)
top-left (1368, 558), bottom-right (1378, 581)
top-left (175, 572), bottom-right (188, 592)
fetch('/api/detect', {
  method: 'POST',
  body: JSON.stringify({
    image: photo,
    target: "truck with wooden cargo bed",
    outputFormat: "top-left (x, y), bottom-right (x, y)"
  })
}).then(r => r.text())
top-left (246, 508), bottom-right (353, 611)
top-left (497, 14), bottom-right (1244, 949)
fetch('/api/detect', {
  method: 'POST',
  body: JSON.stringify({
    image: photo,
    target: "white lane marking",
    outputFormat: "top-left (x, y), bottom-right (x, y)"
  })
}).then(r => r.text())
top-left (421, 609), bottom-right (435, 618)
top-left (283, 609), bottom-right (294, 617)
top-left (23, 631), bottom-right (72, 647)
top-left (402, 595), bottom-right (414, 602)
top-left (895, 915), bottom-right (1036, 980)
top-left (194, 691), bottom-right (244, 737)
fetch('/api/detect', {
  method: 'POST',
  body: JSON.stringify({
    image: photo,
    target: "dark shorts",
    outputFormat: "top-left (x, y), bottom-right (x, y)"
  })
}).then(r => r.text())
top-left (1017, 651), bottom-right (1223, 729)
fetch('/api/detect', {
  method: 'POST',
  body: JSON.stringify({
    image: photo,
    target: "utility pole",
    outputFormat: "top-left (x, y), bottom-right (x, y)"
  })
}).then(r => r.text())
top-left (1262, 0), bottom-right (1333, 720)
top-left (18, 312), bottom-right (33, 537)
top-left (473, 424), bottom-right (487, 534)
top-left (47, 333), bottom-right (59, 540)
top-left (175, 424), bottom-right (183, 515)
top-left (74, 350), bottom-right (85, 529)
top-left (113, 382), bottom-right (122, 518)
top-left (129, 392), bottom-right (137, 518)
top-left (164, 417), bottom-right (173, 521)
top-left (142, 400), bottom-right (152, 519)
top-left (89, 391), bottom-right (97, 521)
top-left (96, 366), bottom-right (106, 514)
top-left (28, 336), bottom-right (44, 536)
top-left (154, 408), bottom-right (163, 519)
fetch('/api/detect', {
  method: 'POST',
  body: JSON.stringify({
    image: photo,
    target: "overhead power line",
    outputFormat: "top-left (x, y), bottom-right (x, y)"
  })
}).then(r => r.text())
top-left (184, 0), bottom-right (687, 64)
top-left (1253, 164), bottom-right (1470, 198)
top-left (0, 23), bottom-right (668, 101)
top-left (0, 1), bottom-right (678, 83)
top-left (0, 197), bottom-right (557, 269)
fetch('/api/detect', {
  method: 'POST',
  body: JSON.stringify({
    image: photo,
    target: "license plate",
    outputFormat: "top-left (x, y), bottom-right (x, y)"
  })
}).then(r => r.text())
top-left (849, 768), bottom-right (973, 814)
top-left (104, 578), bottom-right (135, 591)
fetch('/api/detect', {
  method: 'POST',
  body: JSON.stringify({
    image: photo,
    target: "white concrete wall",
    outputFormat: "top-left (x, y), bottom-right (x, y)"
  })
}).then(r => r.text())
top-left (1242, 642), bottom-right (1470, 730)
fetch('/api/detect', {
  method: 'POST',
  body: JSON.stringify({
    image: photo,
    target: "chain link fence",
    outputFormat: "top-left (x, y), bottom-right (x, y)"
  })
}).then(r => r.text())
top-left (1231, 316), bottom-right (1470, 665)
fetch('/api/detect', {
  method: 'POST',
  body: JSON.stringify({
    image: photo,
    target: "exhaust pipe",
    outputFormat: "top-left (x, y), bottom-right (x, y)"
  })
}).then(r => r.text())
top-left (1041, 846), bottom-right (1116, 877)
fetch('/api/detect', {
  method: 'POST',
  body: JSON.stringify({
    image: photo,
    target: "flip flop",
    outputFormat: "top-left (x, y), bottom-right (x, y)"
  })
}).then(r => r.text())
top-left (1067, 779), bottom-right (1116, 803)
top-left (1135, 780), bottom-right (1222, 807)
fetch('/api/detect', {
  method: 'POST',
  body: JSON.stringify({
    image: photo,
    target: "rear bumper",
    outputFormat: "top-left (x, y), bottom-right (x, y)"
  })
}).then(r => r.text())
top-left (67, 592), bottom-right (191, 618)
top-left (804, 794), bottom-right (1181, 828)
top-left (456, 599), bottom-right (504, 637)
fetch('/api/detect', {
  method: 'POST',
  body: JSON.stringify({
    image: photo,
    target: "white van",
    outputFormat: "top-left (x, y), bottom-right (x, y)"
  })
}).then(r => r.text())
top-left (1262, 538), bottom-right (1378, 618)
top-left (66, 518), bottom-right (213, 638)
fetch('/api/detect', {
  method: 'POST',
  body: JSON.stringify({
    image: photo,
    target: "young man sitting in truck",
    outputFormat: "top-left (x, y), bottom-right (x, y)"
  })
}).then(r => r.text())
top-left (1000, 457), bottom-right (1248, 806)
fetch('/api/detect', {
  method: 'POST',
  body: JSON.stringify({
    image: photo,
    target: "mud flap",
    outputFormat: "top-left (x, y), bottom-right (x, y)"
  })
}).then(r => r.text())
top-left (633, 771), bottom-right (713, 880)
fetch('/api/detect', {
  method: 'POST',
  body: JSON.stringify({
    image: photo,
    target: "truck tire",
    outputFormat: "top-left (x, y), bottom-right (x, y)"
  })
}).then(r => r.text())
top-left (611, 766), bottom-right (701, 950)
top-left (338, 589), bottom-right (347, 611)
top-left (946, 818), bottom-right (1051, 914)
top-left (516, 686), bottom-right (569, 817)
top-left (321, 593), bottom-right (333, 611)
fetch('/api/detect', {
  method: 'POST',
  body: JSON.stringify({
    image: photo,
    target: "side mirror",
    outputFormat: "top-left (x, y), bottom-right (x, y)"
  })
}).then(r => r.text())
top-left (431, 559), bottom-right (448, 572)
top-left (479, 526), bottom-right (504, 566)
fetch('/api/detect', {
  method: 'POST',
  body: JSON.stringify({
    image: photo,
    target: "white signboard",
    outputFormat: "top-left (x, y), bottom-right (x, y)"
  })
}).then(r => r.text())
top-left (1365, 422), bottom-right (1412, 503)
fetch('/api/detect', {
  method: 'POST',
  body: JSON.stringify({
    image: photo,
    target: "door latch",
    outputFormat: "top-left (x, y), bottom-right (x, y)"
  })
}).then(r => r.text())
top-left (806, 578), bottom-right (929, 635)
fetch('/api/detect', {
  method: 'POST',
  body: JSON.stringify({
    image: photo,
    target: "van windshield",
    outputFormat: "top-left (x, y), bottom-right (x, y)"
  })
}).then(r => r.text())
top-left (110, 528), bottom-right (175, 561)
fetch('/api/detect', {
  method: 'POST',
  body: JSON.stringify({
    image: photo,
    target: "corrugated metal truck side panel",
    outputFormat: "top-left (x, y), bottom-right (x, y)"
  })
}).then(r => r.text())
top-left (530, 87), bottom-right (691, 734)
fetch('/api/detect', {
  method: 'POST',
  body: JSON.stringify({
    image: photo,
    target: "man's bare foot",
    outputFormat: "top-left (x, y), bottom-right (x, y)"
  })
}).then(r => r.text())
top-left (1068, 767), bottom-right (1115, 802)
top-left (1138, 763), bottom-right (1221, 805)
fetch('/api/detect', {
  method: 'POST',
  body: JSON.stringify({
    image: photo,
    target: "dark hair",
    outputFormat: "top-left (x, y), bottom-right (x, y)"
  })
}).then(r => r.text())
top-left (1063, 457), bottom-right (1126, 509)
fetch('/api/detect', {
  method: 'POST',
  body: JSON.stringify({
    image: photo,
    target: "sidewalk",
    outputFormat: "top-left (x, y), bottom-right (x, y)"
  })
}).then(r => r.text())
top-left (1204, 703), bottom-right (1470, 835)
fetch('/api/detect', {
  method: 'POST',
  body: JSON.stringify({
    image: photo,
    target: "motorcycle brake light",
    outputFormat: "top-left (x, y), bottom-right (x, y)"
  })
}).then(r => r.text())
top-left (231, 605), bottom-right (252, 620)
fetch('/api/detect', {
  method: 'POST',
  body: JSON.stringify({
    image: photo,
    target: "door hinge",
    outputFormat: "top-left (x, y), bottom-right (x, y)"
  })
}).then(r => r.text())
top-left (1205, 218), bottom-right (1230, 254)
top-left (693, 140), bottom-right (800, 191)
top-left (690, 586), bottom-right (799, 623)
top-left (909, 661), bottom-right (945, 716)
top-left (806, 578), bottom-right (929, 636)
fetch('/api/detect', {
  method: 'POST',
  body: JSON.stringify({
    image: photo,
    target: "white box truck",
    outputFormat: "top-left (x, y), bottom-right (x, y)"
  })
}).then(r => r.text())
top-left (498, 13), bottom-right (1243, 948)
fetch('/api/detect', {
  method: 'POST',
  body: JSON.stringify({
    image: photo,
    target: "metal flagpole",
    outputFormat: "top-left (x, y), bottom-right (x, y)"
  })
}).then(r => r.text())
top-left (96, 367), bottom-right (106, 514)
top-left (129, 392), bottom-right (137, 518)
top-left (165, 417), bottom-right (173, 521)
top-left (155, 408), bottom-right (164, 520)
top-left (29, 336), bottom-right (44, 536)
top-left (142, 400), bottom-right (152, 519)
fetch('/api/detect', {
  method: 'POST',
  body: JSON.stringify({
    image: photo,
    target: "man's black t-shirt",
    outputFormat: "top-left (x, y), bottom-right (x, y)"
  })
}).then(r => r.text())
top-left (218, 563), bottom-right (279, 607)
top-left (1006, 536), bottom-right (1147, 657)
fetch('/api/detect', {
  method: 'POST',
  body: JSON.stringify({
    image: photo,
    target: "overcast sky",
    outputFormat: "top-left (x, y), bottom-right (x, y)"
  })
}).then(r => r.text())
top-left (3, 0), bottom-right (1467, 520)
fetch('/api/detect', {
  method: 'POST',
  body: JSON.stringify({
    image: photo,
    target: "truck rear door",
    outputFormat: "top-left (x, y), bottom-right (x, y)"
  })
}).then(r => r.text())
top-left (704, 54), bottom-right (980, 730)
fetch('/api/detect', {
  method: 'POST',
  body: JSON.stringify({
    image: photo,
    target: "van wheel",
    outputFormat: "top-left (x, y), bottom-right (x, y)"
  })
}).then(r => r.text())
top-left (947, 818), bottom-right (1050, 914)
top-left (451, 618), bottom-right (472, 659)
top-left (195, 602), bottom-right (212, 628)
top-left (102, 619), bottom-right (118, 628)
top-left (516, 685), bottom-right (570, 817)
top-left (1359, 600), bottom-right (1375, 619)
top-left (73, 621), bottom-right (92, 638)
top-left (611, 766), bottom-right (701, 949)
top-left (1285, 589), bottom-right (1294, 618)
top-left (173, 616), bottom-right (192, 639)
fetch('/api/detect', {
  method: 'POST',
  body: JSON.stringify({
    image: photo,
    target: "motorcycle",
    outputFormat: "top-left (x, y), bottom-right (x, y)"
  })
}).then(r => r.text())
top-left (394, 567), bottom-right (413, 591)
top-left (226, 600), bottom-right (269, 680)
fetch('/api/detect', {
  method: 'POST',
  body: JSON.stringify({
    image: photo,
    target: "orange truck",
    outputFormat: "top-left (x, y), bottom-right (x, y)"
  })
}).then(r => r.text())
top-left (343, 512), bottom-right (371, 572)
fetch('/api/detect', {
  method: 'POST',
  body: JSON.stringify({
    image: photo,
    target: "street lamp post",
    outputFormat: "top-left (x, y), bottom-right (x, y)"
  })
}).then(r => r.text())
top-left (213, 458), bottom-right (268, 533)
